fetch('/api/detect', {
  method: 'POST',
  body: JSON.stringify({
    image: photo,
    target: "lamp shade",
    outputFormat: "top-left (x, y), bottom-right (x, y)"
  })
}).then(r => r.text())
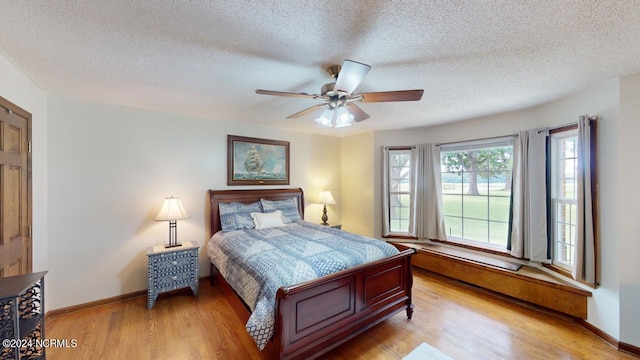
top-left (315, 109), bottom-right (334, 127)
top-left (334, 107), bottom-right (355, 128)
top-left (317, 190), bottom-right (336, 205)
top-left (154, 196), bottom-right (190, 221)
top-left (315, 107), bottom-right (355, 128)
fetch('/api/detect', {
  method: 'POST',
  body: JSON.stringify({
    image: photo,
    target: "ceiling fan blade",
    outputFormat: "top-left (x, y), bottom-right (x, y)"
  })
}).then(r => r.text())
top-left (357, 89), bottom-right (424, 103)
top-left (286, 103), bottom-right (328, 119)
top-left (333, 60), bottom-right (371, 95)
top-left (346, 103), bottom-right (370, 122)
top-left (256, 89), bottom-right (319, 99)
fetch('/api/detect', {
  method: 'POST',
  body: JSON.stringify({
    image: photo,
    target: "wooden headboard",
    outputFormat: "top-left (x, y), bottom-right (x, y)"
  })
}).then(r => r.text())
top-left (209, 188), bottom-right (305, 236)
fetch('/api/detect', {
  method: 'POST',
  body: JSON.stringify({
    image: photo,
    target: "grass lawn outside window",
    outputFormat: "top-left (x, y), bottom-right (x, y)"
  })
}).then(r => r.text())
top-left (442, 182), bottom-right (511, 251)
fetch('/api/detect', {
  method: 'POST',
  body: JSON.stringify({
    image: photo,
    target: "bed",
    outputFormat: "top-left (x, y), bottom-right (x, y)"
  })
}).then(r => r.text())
top-left (208, 188), bottom-right (416, 360)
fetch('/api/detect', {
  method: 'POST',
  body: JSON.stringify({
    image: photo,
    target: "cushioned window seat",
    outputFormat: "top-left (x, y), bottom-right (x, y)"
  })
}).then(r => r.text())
top-left (391, 242), bottom-right (592, 319)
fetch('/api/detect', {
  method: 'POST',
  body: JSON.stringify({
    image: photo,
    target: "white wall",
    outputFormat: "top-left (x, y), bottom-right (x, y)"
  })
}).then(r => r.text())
top-left (342, 77), bottom-right (638, 346)
top-left (0, 53), bottom-right (48, 275)
top-left (46, 95), bottom-right (341, 310)
top-left (340, 132), bottom-right (375, 236)
top-left (618, 73), bottom-right (640, 346)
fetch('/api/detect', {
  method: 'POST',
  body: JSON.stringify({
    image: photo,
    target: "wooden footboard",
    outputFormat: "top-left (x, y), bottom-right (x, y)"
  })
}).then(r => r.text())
top-left (267, 248), bottom-right (416, 360)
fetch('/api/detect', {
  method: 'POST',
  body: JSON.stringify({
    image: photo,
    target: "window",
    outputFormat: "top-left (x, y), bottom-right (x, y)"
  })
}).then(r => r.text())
top-left (385, 148), bottom-right (412, 235)
top-left (380, 120), bottom-right (596, 284)
top-left (550, 129), bottom-right (578, 270)
top-left (440, 138), bottom-right (513, 251)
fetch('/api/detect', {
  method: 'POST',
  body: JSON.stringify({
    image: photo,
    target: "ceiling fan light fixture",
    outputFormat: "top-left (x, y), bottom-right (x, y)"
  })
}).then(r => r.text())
top-left (315, 108), bottom-right (334, 127)
top-left (334, 107), bottom-right (354, 128)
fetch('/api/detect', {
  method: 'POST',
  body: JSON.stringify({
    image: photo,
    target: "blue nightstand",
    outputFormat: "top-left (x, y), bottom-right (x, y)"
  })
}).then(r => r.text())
top-left (146, 241), bottom-right (199, 309)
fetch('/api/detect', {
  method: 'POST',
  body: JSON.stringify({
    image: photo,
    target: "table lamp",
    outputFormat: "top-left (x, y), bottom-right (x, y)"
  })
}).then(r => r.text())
top-left (154, 196), bottom-right (190, 248)
top-left (317, 190), bottom-right (336, 225)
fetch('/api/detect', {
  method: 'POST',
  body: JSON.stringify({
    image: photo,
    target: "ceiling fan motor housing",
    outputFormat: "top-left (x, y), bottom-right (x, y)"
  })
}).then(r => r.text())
top-left (321, 80), bottom-right (348, 110)
top-left (321, 82), bottom-right (334, 96)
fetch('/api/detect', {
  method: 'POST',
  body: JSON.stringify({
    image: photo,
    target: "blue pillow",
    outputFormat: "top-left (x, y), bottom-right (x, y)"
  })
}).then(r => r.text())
top-left (219, 201), bottom-right (263, 231)
top-left (260, 198), bottom-right (302, 223)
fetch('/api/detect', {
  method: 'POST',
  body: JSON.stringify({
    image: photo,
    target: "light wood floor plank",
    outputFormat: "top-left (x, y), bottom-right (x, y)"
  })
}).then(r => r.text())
top-left (46, 268), bottom-right (636, 359)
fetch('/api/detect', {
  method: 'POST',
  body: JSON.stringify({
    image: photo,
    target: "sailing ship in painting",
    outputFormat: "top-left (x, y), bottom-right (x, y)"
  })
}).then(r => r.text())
top-left (233, 141), bottom-right (286, 181)
top-left (244, 146), bottom-right (264, 173)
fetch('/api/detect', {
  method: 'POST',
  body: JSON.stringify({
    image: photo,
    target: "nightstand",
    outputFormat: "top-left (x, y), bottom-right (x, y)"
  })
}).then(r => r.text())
top-left (327, 224), bottom-right (342, 230)
top-left (146, 241), bottom-right (199, 309)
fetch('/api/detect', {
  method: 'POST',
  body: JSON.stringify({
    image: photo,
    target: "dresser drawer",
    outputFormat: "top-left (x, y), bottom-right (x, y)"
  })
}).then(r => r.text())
top-left (150, 251), bottom-right (195, 271)
top-left (152, 268), bottom-right (196, 291)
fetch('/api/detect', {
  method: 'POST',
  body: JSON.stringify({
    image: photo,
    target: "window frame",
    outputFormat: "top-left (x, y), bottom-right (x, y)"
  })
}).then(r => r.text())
top-left (549, 128), bottom-right (579, 271)
top-left (383, 147), bottom-right (414, 238)
top-left (543, 122), bottom-right (599, 287)
top-left (439, 137), bottom-right (514, 253)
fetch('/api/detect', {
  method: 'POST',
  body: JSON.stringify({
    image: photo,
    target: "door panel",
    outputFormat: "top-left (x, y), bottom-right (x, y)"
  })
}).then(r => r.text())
top-left (0, 97), bottom-right (31, 277)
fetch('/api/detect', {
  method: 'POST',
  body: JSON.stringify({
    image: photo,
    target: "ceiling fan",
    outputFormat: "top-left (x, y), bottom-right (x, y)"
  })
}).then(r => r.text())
top-left (256, 59), bottom-right (424, 128)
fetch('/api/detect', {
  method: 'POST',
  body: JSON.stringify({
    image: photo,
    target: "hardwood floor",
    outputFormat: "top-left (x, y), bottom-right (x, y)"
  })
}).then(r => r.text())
top-left (46, 268), bottom-right (636, 359)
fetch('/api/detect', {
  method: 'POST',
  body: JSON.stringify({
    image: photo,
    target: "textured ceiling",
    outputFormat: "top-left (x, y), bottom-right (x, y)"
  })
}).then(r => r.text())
top-left (1, 1), bottom-right (640, 136)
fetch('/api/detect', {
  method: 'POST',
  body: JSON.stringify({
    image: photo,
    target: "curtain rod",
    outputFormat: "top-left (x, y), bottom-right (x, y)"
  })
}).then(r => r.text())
top-left (435, 133), bottom-right (518, 147)
top-left (383, 145), bottom-right (416, 150)
top-left (537, 116), bottom-right (598, 134)
top-left (537, 121), bottom-right (576, 134)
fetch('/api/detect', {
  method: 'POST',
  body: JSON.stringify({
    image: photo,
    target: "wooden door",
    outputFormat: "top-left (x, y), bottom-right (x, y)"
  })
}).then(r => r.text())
top-left (0, 97), bottom-right (32, 277)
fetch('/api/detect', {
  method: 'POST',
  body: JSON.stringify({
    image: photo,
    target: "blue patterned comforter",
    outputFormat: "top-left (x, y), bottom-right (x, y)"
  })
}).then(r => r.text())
top-left (207, 221), bottom-right (399, 350)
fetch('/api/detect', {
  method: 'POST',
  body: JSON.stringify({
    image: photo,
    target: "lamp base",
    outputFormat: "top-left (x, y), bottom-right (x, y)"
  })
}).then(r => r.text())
top-left (321, 205), bottom-right (329, 225)
top-left (165, 220), bottom-right (182, 248)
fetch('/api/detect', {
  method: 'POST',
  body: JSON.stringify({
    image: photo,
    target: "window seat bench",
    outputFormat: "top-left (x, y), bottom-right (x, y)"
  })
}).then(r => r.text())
top-left (392, 242), bottom-right (592, 319)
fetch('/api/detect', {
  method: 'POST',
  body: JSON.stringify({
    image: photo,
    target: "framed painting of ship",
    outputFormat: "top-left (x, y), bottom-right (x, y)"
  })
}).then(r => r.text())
top-left (227, 135), bottom-right (290, 185)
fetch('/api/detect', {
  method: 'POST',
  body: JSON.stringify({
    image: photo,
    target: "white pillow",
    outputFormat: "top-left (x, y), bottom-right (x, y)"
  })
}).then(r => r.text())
top-left (250, 210), bottom-right (285, 229)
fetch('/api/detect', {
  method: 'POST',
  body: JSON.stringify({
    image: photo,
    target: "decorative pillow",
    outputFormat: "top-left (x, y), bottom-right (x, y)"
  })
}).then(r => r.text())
top-left (250, 210), bottom-right (285, 229)
top-left (219, 201), bottom-right (263, 231)
top-left (260, 198), bottom-right (302, 223)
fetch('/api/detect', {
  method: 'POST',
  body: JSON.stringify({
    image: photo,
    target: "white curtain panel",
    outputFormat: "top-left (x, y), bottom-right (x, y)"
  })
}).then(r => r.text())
top-left (510, 129), bottom-right (549, 261)
top-left (409, 145), bottom-right (421, 238)
top-left (408, 146), bottom-right (418, 236)
top-left (509, 131), bottom-right (527, 258)
top-left (528, 129), bottom-right (550, 262)
top-left (574, 115), bottom-right (596, 284)
top-left (509, 131), bottom-right (526, 257)
top-left (413, 144), bottom-right (447, 240)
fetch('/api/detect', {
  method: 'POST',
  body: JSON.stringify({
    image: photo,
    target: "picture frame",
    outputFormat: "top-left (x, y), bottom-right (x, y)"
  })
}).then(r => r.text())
top-left (227, 135), bottom-right (290, 185)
